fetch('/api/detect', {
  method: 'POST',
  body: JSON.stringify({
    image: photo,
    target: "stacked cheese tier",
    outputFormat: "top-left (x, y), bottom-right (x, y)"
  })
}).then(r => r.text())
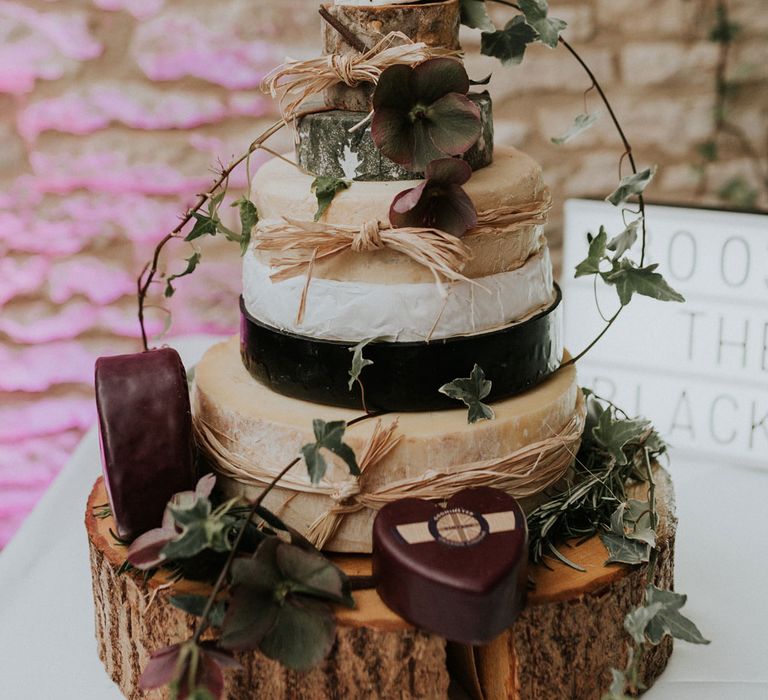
top-left (193, 0), bottom-right (581, 552)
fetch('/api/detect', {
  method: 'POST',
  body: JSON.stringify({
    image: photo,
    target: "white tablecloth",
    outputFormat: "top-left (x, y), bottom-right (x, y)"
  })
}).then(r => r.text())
top-left (1, 336), bottom-right (766, 698)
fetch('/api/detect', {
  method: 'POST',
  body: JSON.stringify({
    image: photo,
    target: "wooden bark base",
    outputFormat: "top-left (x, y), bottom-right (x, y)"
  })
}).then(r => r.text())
top-left (87, 471), bottom-right (676, 700)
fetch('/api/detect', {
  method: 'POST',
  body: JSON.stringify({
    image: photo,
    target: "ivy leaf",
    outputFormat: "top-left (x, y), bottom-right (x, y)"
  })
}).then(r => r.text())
top-left (606, 220), bottom-right (640, 261)
top-left (600, 531), bottom-right (650, 565)
top-left (616, 499), bottom-right (656, 547)
top-left (165, 251), bottom-right (202, 298)
top-left (519, 0), bottom-right (567, 48)
top-left (606, 166), bottom-right (657, 206)
top-left (170, 594), bottom-right (227, 629)
top-left (232, 197), bottom-right (259, 256)
top-left (592, 409), bottom-right (650, 465)
top-left (602, 260), bottom-right (686, 306)
top-left (644, 585), bottom-right (710, 645)
top-left (439, 364), bottom-right (496, 424)
top-left (185, 212), bottom-right (219, 241)
top-left (301, 419), bottom-right (360, 484)
top-left (311, 176), bottom-right (350, 221)
top-left (551, 112), bottom-right (598, 145)
top-left (460, 0), bottom-right (495, 31)
top-left (481, 16), bottom-right (539, 66)
top-left (348, 339), bottom-right (375, 391)
top-left (574, 226), bottom-right (607, 277)
top-left (162, 498), bottom-right (233, 560)
top-left (624, 602), bottom-right (664, 644)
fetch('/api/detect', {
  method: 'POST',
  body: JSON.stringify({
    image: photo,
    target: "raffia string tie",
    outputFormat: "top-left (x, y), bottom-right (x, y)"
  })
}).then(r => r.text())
top-left (262, 31), bottom-right (463, 122)
top-left (254, 217), bottom-right (474, 323)
top-left (352, 220), bottom-right (385, 252)
top-left (193, 392), bottom-right (587, 550)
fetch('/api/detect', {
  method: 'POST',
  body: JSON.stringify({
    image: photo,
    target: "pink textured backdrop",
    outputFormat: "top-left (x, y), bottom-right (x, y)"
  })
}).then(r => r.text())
top-left (0, 0), bottom-right (303, 547)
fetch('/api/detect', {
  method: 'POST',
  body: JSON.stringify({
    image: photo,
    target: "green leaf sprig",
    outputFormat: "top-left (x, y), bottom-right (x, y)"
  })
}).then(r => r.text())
top-left (301, 419), bottom-right (361, 484)
top-left (526, 390), bottom-right (666, 568)
top-left (311, 176), bottom-right (351, 221)
top-left (574, 220), bottom-right (685, 308)
top-left (439, 364), bottom-right (496, 424)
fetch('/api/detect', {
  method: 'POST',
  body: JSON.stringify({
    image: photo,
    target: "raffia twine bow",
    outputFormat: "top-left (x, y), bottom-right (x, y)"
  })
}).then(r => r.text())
top-left (193, 391), bottom-right (586, 550)
top-left (254, 217), bottom-right (474, 323)
top-left (262, 31), bottom-right (463, 121)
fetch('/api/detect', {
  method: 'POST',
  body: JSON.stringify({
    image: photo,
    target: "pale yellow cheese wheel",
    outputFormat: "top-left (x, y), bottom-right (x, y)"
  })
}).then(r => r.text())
top-left (250, 146), bottom-right (548, 283)
top-left (193, 337), bottom-right (579, 552)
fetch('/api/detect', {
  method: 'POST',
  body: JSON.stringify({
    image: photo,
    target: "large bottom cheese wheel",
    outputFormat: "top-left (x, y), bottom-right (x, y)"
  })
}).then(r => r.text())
top-left (86, 470), bottom-right (675, 700)
top-left (192, 337), bottom-right (582, 552)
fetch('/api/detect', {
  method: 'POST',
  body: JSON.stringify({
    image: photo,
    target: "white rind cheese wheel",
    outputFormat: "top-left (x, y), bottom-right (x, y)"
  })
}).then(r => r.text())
top-left (243, 245), bottom-right (555, 342)
top-left (251, 146), bottom-right (547, 284)
top-left (192, 337), bottom-right (580, 552)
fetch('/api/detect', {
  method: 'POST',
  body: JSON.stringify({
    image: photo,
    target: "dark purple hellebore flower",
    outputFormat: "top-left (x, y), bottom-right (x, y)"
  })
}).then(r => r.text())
top-left (372, 58), bottom-right (482, 172)
top-left (389, 157), bottom-right (478, 237)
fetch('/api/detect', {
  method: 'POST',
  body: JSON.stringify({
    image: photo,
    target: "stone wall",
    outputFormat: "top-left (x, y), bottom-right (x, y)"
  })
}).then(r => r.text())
top-left (0, 0), bottom-right (765, 546)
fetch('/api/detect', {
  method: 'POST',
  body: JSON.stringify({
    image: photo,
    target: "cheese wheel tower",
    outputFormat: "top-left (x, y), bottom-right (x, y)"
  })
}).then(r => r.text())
top-left (87, 3), bottom-right (678, 699)
top-left (193, 0), bottom-right (579, 553)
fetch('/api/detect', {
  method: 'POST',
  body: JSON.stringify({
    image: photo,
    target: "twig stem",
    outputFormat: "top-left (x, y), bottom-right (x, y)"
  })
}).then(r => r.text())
top-left (319, 6), bottom-right (368, 52)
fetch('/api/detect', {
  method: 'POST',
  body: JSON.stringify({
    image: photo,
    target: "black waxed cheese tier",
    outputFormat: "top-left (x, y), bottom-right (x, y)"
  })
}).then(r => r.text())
top-left (296, 92), bottom-right (494, 182)
top-left (239, 285), bottom-right (563, 412)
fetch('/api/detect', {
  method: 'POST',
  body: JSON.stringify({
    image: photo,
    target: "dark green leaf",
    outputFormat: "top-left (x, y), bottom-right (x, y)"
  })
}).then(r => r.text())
top-left (593, 410), bottom-right (650, 465)
top-left (481, 16), bottom-right (539, 66)
top-left (606, 220), bottom-right (640, 261)
top-left (302, 419), bottom-right (360, 484)
top-left (619, 498), bottom-right (656, 547)
top-left (312, 177), bottom-right (350, 221)
top-left (439, 364), bottom-right (495, 424)
top-left (301, 444), bottom-right (327, 485)
top-left (551, 112), bottom-right (598, 145)
top-left (520, 0), bottom-right (567, 48)
top-left (644, 585), bottom-right (710, 645)
top-left (221, 588), bottom-right (279, 651)
top-left (600, 531), bottom-right (650, 565)
top-left (606, 167), bottom-right (656, 206)
top-left (185, 212), bottom-right (219, 241)
top-left (574, 226), bottom-right (607, 277)
top-left (624, 602), bottom-right (664, 644)
top-left (165, 251), bottom-right (202, 298)
top-left (348, 339), bottom-right (374, 391)
top-left (259, 597), bottom-right (336, 671)
top-left (232, 197), bottom-right (259, 256)
top-left (170, 594), bottom-right (227, 629)
top-left (602, 260), bottom-right (685, 306)
top-left (460, 0), bottom-right (494, 31)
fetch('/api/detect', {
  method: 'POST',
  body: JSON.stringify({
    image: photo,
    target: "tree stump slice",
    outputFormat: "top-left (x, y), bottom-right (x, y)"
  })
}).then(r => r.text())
top-left (86, 469), bottom-right (676, 699)
top-left (320, 1), bottom-right (461, 111)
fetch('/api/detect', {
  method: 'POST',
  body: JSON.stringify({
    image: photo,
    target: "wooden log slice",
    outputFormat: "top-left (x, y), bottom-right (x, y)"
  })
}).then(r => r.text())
top-left (320, 1), bottom-right (461, 111)
top-left (86, 470), bottom-right (675, 700)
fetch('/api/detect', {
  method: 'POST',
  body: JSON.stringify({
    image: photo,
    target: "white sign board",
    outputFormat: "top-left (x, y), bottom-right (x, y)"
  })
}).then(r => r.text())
top-left (561, 199), bottom-right (768, 469)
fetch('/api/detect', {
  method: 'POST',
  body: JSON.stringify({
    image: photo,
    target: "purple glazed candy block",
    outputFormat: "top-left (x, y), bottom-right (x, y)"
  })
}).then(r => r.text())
top-left (95, 348), bottom-right (195, 541)
top-left (372, 487), bottom-right (528, 645)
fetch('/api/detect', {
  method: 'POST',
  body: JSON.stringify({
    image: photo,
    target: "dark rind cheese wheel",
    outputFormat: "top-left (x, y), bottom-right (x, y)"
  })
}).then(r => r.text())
top-left (239, 286), bottom-right (563, 412)
top-left (372, 487), bottom-right (528, 645)
top-left (297, 93), bottom-right (494, 181)
top-left (95, 348), bottom-right (195, 541)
